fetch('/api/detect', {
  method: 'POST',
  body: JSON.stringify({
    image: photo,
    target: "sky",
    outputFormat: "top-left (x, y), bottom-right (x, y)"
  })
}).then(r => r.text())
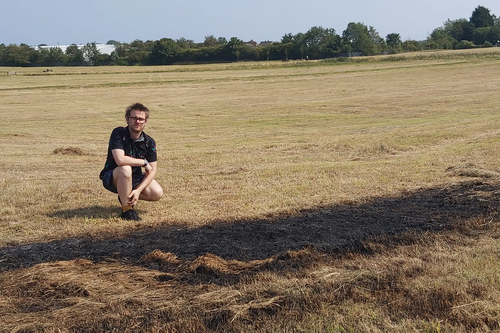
top-left (2, 0), bottom-right (499, 46)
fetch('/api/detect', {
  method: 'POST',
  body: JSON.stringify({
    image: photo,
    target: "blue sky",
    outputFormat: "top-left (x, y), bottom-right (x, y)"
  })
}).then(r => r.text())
top-left (2, 0), bottom-right (499, 46)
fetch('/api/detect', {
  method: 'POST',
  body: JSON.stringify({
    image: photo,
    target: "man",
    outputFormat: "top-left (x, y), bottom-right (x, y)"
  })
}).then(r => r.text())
top-left (100, 103), bottom-right (163, 221)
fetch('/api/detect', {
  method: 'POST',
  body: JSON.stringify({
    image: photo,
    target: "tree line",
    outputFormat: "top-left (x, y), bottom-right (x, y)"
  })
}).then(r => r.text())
top-left (429, 5), bottom-right (499, 49)
top-left (1, 6), bottom-right (498, 67)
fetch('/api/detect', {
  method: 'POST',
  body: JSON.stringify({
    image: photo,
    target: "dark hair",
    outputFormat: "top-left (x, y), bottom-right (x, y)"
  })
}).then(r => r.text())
top-left (125, 103), bottom-right (150, 118)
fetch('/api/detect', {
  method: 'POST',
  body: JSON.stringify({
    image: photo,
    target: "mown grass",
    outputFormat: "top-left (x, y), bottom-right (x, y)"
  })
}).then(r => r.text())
top-left (0, 49), bottom-right (499, 332)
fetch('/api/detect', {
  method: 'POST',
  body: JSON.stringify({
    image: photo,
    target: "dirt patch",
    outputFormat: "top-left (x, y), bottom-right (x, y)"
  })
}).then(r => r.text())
top-left (52, 147), bottom-right (85, 156)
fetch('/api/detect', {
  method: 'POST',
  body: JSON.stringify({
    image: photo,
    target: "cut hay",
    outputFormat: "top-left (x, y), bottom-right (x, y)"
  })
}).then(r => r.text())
top-left (52, 147), bottom-right (85, 156)
top-left (140, 249), bottom-right (181, 264)
top-left (446, 164), bottom-right (499, 178)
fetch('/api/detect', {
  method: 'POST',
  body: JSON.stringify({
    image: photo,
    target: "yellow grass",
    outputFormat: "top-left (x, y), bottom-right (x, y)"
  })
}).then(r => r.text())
top-left (0, 49), bottom-right (499, 332)
top-left (1, 52), bottom-right (499, 244)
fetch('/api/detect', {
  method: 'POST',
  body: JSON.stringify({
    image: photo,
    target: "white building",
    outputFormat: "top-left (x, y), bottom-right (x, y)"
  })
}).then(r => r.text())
top-left (37, 43), bottom-right (116, 55)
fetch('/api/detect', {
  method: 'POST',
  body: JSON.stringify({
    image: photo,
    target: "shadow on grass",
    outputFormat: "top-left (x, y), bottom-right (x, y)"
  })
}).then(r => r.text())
top-left (1, 180), bottom-right (499, 273)
top-left (47, 206), bottom-right (118, 219)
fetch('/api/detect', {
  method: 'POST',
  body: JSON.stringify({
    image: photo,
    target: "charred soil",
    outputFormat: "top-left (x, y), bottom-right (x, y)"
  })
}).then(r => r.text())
top-left (1, 179), bottom-right (499, 332)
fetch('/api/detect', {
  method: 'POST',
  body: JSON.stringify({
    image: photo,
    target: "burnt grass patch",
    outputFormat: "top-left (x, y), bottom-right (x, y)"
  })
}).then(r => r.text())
top-left (1, 179), bottom-right (499, 332)
top-left (2, 179), bottom-right (498, 270)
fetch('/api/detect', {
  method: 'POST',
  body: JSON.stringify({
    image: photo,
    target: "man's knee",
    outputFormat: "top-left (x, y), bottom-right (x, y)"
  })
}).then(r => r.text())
top-left (146, 182), bottom-right (163, 201)
top-left (114, 165), bottom-right (133, 179)
top-left (156, 186), bottom-right (164, 201)
top-left (151, 185), bottom-right (163, 201)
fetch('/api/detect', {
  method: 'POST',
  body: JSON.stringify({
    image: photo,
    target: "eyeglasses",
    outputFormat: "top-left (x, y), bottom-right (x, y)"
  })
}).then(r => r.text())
top-left (127, 116), bottom-right (147, 123)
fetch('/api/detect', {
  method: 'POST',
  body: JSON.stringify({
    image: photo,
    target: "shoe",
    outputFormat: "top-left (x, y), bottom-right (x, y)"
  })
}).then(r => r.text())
top-left (121, 209), bottom-right (142, 221)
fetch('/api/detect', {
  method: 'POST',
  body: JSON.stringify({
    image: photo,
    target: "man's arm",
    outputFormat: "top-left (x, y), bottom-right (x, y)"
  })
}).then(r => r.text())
top-left (112, 148), bottom-right (148, 167)
top-left (112, 148), bottom-right (157, 205)
top-left (136, 161), bottom-right (156, 192)
top-left (127, 161), bottom-right (157, 206)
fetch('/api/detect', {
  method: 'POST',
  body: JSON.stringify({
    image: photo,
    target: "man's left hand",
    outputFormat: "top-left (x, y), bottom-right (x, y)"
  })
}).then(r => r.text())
top-left (128, 190), bottom-right (141, 206)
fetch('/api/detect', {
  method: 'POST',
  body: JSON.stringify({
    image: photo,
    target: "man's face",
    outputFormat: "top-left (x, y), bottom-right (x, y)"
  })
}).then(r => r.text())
top-left (126, 110), bottom-right (148, 133)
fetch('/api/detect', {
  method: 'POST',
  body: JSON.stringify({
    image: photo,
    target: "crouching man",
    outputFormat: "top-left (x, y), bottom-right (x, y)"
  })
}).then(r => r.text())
top-left (100, 103), bottom-right (163, 221)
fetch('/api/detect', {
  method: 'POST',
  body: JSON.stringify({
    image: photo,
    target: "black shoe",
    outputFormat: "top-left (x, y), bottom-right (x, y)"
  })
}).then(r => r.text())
top-left (121, 209), bottom-right (142, 221)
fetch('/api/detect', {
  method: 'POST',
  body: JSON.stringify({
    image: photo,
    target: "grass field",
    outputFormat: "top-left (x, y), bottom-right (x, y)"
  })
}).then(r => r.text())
top-left (1, 48), bottom-right (499, 332)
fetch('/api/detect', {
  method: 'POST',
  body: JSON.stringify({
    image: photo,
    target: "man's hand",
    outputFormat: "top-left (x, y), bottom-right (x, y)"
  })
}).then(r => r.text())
top-left (128, 189), bottom-right (141, 206)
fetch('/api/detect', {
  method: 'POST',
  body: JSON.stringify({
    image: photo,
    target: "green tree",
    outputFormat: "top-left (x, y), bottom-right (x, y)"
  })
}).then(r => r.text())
top-left (473, 27), bottom-right (490, 45)
top-left (5, 44), bottom-right (34, 66)
top-left (470, 6), bottom-right (494, 28)
top-left (443, 18), bottom-right (474, 42)
top-left (386, 33), bottom-right (402, 53)
top-left (470, 25), bottom-right (500, 46)
top-left (402, 39), bottom-right (424, 52)
top-left (65, 44), bottom-right (84, 65)
top-left (128, 51), bottom-right (148, 65)
top-left (342, 22), bottom-right (375, 55)
top-left (294, 32), bottom-right (307, 59)
top-left (113, 42), bottom-right (129, 58)
top-left (281, 33), bottom-right (305, 59)
top-left (129, 39), bottom-right (148, 52)
top-left (266, 43), bottom-right (286, 61)
top-left (37, 47), bottom-right (50, 65)
top-left (95, 53), bottom-right (111, 65)
top-left (126, 39), bottom-right (151, 64)
top-left (303, 26), bottom-right (339, 59)
top-left (110, 42), bottom-right (131, 65)
top-left (279, 42), bottom-right (292, 60)
top-left (45, 47), bottom-right (66, 65)
top-left (204, 35), bottom-right (218, 47)
top-left (149, 38), bottom-right (179, 65)
top-left (176, 37), bottom-right (195, 49)
top-left (456, 40), bottom-right (476, 49)
top-left (82, 42), bottom-right (100, 65)
top-left (486, 26), bottom-right (500, 45)
top-left (0, 44), bottom-right (7, 65)
top-left (239, 44), bottom-right (258, 61)
top-left (369, 26), bottom-right (385, 54)
top-left (225, 37), bottom-right (244, 61)
top-left (319, 33), bottom-right (343, 58)
top-left (281, 33), bottom-right (294, 44)
top-left (428, 27), bottom-right (455, 49)
top-left (109, 51), bottom-right (121, 65)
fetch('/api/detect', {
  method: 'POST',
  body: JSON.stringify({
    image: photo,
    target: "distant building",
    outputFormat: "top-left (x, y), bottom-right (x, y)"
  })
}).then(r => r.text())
top-left (244, 40), bottom-right (258, 47)
top-left (244, 40), bottom-right (275, 48)
top-left (259, 40), bottom-right (273, 47)
top-left (37, 43), bottom-right (116, 55)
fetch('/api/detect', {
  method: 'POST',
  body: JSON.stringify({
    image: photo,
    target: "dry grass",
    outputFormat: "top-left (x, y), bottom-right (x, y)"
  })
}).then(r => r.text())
top-left (1, 49), bottom-right (500, 332)
top-left (1, 219), bottom-right (499, 332)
